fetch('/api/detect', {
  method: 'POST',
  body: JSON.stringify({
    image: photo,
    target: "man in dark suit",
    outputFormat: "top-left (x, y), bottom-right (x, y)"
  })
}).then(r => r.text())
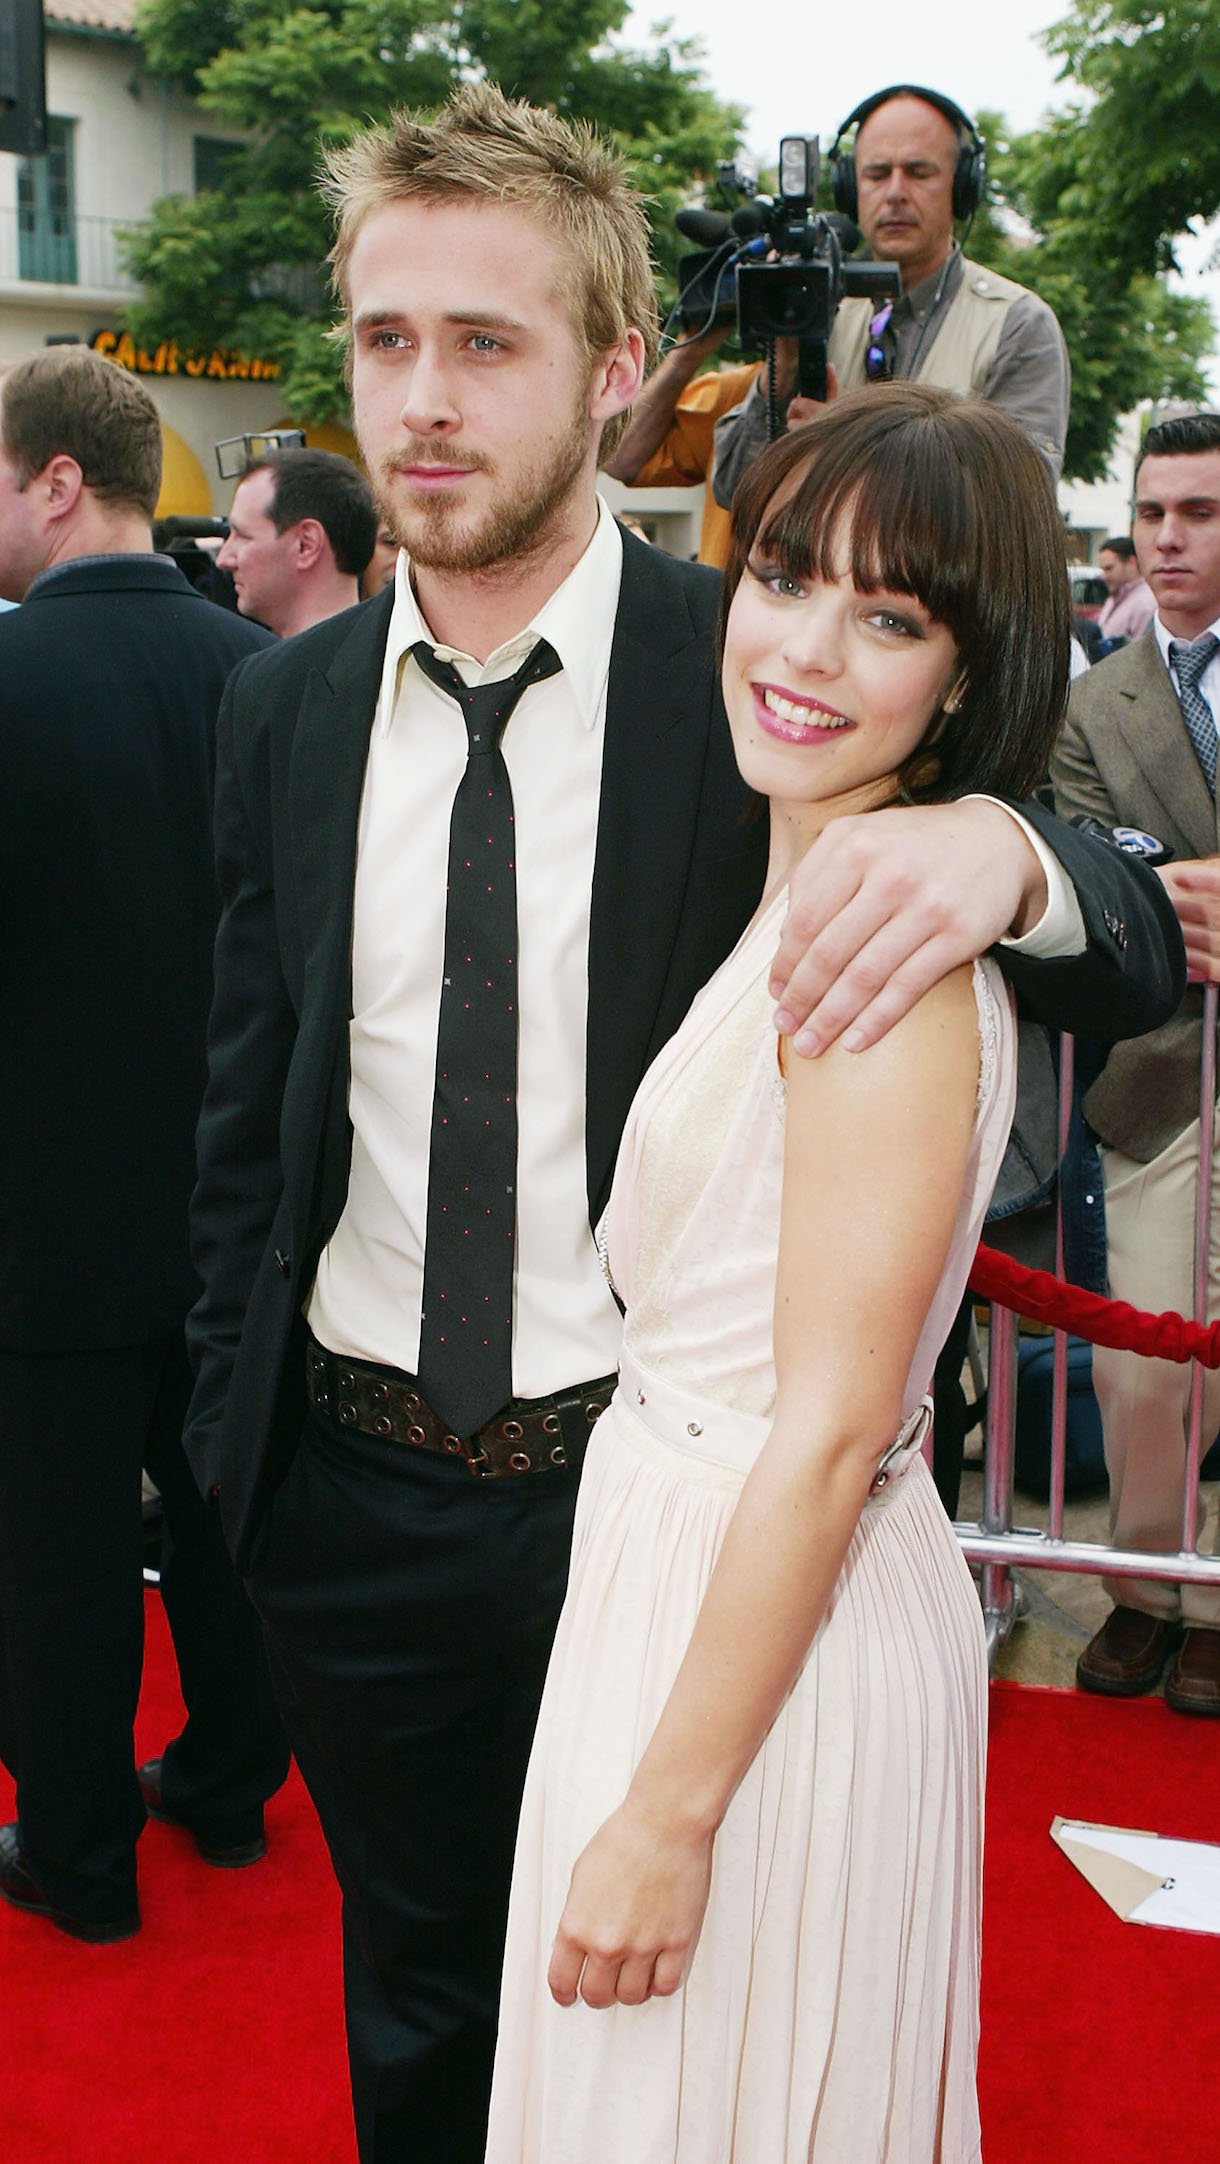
top-left (0, 347), bottom-right (290, 1946)
top-left (1053, 411), bottom-right (1220, 1713)
top-left (187, 88), bottom-right (1183, 2164)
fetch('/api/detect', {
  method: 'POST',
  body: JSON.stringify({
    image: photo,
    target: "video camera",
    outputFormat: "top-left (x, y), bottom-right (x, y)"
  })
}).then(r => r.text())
top-left (674, 138), bottom-right (900, 427)
top-left (214, 426), bottom-right (306, 480)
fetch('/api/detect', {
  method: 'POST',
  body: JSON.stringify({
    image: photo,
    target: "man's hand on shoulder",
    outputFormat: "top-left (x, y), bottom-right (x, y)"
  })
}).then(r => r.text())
top-left (772, 800), bottom-right (1046, 1057)
top-left (1157, 857), bottom-right (1220, 984)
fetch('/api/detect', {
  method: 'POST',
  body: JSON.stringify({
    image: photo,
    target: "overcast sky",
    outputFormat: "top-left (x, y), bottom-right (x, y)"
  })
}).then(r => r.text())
top-left (621, 0), bottom-right (1071, 153)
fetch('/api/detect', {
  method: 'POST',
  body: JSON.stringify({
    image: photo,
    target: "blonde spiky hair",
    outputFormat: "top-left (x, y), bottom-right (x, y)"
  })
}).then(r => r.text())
top-left (321, 83), bottom-right (659, 457)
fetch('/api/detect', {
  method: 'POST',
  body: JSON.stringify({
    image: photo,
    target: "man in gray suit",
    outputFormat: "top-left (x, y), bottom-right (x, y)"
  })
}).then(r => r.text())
top-left (1053, 410), bottom-right (1220, 1713)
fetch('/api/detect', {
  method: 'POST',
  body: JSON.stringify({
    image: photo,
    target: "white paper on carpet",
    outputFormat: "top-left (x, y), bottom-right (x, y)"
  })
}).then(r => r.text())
top-left (1052, 1815), bottom-right (1220, 1933)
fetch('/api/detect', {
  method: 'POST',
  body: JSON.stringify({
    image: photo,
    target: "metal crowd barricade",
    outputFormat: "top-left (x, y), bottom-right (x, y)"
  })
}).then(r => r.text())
top-left (955, 985), bottom-right (1220, 1664)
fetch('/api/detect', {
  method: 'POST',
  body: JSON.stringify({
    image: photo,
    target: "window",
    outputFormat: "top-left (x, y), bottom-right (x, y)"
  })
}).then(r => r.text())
top-left (18, 116), bottom-right (76, 284)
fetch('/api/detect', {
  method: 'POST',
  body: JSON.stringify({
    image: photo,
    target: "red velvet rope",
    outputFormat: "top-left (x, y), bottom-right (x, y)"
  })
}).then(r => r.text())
top-left (969, 1243), bottom-right (1220, 1368)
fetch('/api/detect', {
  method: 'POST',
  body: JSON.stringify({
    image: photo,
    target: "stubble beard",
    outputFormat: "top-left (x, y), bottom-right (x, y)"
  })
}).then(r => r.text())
top-left (373, 403), bottom-right (591, 577)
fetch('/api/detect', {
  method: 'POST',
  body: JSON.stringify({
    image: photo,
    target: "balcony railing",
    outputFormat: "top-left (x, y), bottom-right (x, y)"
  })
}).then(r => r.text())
top-left (0, 207), bottom-right (143, 294)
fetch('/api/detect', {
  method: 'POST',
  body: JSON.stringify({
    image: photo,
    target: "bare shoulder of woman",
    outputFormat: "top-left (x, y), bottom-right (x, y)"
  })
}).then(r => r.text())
top-left (780, 960), bottom-right (981, 1131)
top-left (774, 964), bottom-right (983, 1406)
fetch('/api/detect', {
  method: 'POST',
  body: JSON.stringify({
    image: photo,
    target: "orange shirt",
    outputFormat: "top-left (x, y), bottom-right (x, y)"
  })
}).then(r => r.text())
top-left (632, 361), bottom-right (762, 569)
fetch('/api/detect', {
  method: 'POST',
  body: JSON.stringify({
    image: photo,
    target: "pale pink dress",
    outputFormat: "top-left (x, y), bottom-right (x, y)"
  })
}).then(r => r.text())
top-left (485, 893), bottom-right (1016, 2164)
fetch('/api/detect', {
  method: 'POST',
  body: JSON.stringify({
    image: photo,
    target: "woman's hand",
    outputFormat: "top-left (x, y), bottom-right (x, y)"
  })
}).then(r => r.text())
top-left (547, 1799), bottom-right (714, 2010)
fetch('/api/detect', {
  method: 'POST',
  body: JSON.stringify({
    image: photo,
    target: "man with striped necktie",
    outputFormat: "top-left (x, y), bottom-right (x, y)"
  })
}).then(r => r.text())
top-left (1054, 411), bottom-right (1220, 1714)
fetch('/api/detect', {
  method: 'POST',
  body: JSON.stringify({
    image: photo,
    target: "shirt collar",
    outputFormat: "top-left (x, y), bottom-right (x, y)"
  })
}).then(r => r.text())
top-left (894, 246), bottom-right (962, 324)
top-left (1155, 608), bottom-right (1220, 669)
top-left (378, 495), bottom-right (624, 736)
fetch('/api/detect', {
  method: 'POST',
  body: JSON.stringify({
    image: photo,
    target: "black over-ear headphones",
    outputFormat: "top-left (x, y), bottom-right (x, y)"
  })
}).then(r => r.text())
top-left (829, 85), bottom-right (986, 225)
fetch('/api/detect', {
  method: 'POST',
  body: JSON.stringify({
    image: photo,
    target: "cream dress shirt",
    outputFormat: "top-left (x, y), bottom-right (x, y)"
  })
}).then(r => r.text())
top-left (308, 498), bottom-right (627, 1395)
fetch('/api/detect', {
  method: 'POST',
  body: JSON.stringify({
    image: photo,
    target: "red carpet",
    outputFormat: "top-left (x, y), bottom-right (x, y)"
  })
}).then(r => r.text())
top-left (981, 1680), bottom-right (1218, 2164)
top-left (0, 1594), bottom-right (355, 2163)
top-left (1, 1600), bottom-right (1215, 2161)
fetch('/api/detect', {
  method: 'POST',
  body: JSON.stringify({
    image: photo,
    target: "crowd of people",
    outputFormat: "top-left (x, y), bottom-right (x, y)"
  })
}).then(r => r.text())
top-left (0, 69), bottom-right (1212, 2164)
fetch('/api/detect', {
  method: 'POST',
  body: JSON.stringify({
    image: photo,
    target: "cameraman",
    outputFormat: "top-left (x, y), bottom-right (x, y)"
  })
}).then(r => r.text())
top-left (712, 85), bottom-right (1070, 507)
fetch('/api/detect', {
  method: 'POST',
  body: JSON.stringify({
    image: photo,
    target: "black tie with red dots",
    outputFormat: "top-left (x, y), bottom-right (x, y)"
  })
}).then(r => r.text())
top-left (412, 635), bottom-right (562, 1438)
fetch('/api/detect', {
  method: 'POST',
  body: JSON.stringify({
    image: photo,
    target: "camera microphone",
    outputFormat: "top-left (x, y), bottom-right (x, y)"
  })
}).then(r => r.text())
top-left (674, 207), bottom-right (732, 247)
top-left (730, 204), bottom-right (861, 250)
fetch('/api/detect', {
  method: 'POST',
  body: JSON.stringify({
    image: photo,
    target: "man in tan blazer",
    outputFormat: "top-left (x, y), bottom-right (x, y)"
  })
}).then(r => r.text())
top-left (1052, 410), bottom-right (1220, 1712)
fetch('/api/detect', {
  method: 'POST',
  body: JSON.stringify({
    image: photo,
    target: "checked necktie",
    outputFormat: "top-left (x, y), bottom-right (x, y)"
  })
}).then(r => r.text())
top-left (1168, 631), bottom-right (1219, 797)
top-left (412, 635), bottom-right (562, 1439)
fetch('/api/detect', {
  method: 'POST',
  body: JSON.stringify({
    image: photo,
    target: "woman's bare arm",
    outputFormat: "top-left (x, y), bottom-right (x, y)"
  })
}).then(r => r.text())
top-left (548, 962), bottom-right (981, 2009)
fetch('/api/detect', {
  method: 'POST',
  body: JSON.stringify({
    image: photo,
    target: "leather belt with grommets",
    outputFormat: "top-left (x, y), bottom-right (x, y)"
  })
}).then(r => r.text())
top-left (305, 1334), bottom-right (616, 1479)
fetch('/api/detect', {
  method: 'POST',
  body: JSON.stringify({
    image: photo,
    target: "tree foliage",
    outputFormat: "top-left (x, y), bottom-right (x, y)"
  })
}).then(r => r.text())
top-left (124, 0), bottom-right (743, 422)
top-left (962, 0), bottom-right (1220, 480)
top-left (1041, 0), bottom-right (1220, 282)
top-left (969, 106), bottom-right (1213, 482)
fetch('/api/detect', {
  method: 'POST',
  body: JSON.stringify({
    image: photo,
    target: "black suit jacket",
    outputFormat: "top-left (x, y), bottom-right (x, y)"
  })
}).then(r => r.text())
top-left (186, 529), bottom-right (1185, 1568)
top-left (0, 556), bottom-right (272, 1350)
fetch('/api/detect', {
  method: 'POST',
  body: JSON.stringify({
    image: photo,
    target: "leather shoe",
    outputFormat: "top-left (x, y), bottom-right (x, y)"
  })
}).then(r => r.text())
top-left (1076, 1606), bottom-right (1180, 1696)
top-left (138, 1758), bottom-right (267, 1867)
top-left (1164, 1628), bottom-right (1220, 1716)
top-left (0, 1823), bottom-right (140, 1944)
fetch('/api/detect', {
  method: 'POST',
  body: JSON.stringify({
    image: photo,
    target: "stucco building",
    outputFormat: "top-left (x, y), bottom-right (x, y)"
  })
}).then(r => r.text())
top-left (0, 1), bottom-right (354, 513)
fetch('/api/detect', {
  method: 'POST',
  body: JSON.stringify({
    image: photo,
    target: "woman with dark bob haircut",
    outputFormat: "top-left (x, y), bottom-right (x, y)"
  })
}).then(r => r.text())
top-left (488, 385), bottom-right (1060, 2163)
top-left (722, 380), bottom-right (1070, 804)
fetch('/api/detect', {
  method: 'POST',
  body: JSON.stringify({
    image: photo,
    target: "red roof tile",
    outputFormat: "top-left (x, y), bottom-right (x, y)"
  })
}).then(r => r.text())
top-left (44, 0), bottom-right (138, 35)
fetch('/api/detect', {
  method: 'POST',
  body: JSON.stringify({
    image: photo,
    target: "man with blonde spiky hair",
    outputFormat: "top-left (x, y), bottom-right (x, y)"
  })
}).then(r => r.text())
top-left (184, 83), bottom-right (1182, 2163)
top-left (323, 81), bottom-right (660, 467)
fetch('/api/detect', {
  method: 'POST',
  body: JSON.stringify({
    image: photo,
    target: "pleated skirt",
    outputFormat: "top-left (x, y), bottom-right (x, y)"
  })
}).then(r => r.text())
top-left (485, 1374), bottom-right (987, 2164)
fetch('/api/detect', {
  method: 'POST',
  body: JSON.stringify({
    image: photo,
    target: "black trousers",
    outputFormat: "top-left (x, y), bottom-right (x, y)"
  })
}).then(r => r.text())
top-left (0, 1332), bottom-right (289, 1930)
top-left (248, 1402), bottom-right (581, 2164)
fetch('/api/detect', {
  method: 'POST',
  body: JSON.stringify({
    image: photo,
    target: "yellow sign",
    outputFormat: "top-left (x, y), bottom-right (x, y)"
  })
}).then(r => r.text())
top-left (90, 330), bottom-right (281, 381)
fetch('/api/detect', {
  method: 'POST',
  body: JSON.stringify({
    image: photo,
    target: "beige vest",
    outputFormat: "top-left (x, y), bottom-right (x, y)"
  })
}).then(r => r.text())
top-left (830, 256), bottom-right (1027, 395)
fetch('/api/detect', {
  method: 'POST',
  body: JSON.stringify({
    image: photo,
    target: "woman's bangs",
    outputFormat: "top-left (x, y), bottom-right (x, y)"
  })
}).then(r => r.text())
top-left (755, 424), bottom-right (979, 636)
